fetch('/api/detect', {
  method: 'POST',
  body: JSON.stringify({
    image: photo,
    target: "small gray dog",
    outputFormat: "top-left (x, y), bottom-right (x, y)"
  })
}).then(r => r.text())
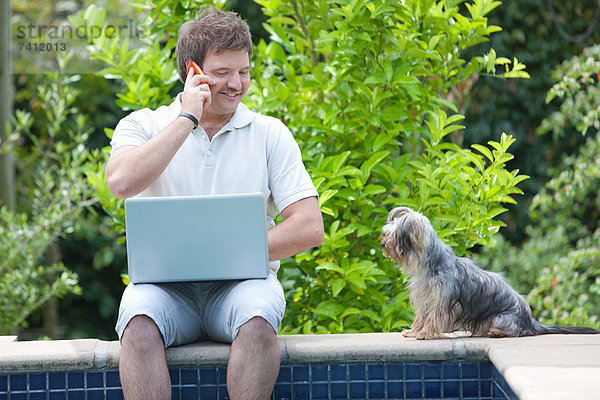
top-left (380, 207), bottom-right (599, 339)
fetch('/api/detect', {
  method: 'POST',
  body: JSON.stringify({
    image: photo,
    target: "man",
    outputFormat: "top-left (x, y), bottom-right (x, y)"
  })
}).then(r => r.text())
top-left (106, 7), bottom-right (323, 400)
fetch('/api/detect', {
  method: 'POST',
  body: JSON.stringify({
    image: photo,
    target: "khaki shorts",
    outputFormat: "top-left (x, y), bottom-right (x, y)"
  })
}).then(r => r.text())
top-left (115, 272), bottom-right (285, 347)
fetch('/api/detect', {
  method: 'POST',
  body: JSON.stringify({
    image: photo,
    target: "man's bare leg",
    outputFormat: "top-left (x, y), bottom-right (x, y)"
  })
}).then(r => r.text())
top-left (119, 315), bottom-right (171, 400)
top-left (227, 317), bottom-right (280, 400)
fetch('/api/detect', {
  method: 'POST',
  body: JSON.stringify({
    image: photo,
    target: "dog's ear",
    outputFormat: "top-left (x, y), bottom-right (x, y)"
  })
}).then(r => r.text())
top-left (394, 211), bottom-right (430, 261)
top-left (387, 207), bottom-right (410, 223)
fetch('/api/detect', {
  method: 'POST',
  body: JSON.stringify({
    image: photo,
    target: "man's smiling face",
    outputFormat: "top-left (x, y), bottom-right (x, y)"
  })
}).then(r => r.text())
top-left (201, 49), bottom-right (250, 121)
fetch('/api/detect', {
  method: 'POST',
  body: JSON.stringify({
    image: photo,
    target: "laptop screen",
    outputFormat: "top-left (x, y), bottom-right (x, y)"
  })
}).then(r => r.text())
top-left (124, 193), bottom-right (269, 283)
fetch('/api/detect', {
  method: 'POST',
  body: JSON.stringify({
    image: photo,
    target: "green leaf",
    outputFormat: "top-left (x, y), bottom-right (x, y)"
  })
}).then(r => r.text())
top-left (84, 4), bottom-right (106, 33)
top-left (360, 151), bottom-right (389, 184)
top-left (472, 144), bottom-right (494, 162)
top-left (331, 279), bottom-right (346, 297)
top-left (316, 262), bottom-right (344, 274)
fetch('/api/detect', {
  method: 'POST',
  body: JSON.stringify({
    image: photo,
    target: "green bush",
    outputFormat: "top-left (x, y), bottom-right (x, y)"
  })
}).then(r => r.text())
top-left (462, 0), bottom-right (600, 243)
top-left (248, 0), bottom-right (528, 333)
top-left (478, 132), bottom-right (600, 328)
top-left (0, 58), bottom-right (96, 334)
top-left (476, 45), bottom-right (600, 328)
top-left (76, 0), bottom-right (528, 334)
top-left (521, 128), bottom-right (600, 328)
top-left (539, 44), bottom-right (600, 138)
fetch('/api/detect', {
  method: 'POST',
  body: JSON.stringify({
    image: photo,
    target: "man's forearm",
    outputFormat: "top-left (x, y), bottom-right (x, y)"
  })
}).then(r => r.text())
top-left (267, 196), bottom-right (324, 261)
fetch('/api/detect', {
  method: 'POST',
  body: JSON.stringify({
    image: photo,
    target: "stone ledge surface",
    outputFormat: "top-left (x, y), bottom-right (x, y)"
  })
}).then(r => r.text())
top-left (487, 334), bottom-right (600, 400)
top-left (1, 333), bottom-right (600, 399)
top-left (0, 333), bottom-right (487, 372)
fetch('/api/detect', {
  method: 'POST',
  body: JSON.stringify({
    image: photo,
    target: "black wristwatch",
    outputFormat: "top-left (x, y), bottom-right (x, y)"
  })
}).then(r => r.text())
top-left (179, 112), bottom-right (198, 129)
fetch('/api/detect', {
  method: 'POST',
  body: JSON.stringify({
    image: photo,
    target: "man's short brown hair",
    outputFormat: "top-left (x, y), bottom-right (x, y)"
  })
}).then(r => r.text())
top-left (176, 6), bottom-right (252, 83)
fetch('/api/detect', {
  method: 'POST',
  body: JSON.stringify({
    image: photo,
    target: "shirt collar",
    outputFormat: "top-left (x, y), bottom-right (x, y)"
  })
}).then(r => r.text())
top-left (229, 102), bottom-right (256, 129)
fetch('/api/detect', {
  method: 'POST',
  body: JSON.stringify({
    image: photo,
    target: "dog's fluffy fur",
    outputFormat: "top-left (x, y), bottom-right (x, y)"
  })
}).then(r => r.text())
top-left (380, 207), bottom-right (599, 339)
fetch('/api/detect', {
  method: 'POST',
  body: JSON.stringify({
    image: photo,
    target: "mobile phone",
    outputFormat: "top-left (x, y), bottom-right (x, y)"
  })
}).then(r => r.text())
top-left (186, 60), bottom-right (208, 84)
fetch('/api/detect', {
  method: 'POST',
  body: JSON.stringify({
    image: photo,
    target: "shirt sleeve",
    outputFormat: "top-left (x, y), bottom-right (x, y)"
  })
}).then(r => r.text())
top-left (266, 121), bottom-right (318, 213)
top-left (110, 109), bottom-right (154, 156)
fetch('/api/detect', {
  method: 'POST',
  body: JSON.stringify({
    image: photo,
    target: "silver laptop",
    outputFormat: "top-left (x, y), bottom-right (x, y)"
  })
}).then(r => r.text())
top-left (124, 193), bottom-right (269, 283)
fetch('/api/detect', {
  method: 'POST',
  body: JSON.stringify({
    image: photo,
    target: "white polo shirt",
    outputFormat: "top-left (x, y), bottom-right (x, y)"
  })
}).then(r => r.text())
top-left (111, 94), bottom-right (318, 272)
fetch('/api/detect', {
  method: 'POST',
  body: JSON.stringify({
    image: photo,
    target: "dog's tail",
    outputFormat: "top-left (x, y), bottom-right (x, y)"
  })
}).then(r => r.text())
top-left (532, 320), bottom-right (600, 335)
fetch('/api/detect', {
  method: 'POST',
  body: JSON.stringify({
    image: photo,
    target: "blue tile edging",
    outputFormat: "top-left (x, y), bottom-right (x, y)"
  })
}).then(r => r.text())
top-left (492, 366), bottom-right (519, 400)
top-left (0, 361), bottom-right (518, 400)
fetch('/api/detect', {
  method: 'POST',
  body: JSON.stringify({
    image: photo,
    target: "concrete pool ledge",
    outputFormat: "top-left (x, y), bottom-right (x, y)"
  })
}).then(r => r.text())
top-left (485, 335), bottom-right (600, 400)
top-left (1, 333), bottom-right (599, 399)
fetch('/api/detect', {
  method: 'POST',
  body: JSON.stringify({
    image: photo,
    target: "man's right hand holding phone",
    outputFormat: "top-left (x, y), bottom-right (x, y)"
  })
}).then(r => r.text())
top-left (181, 60), bottom-right (213, 125)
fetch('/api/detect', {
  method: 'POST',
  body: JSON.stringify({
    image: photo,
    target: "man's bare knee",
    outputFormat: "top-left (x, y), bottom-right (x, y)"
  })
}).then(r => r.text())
top-left (236, 317), bottom-right (276, 342)
top-left (122, 315), bottom-right (164, 348)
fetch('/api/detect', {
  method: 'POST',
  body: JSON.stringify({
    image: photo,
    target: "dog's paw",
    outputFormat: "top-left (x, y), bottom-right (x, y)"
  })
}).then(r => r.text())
top-left (415, 331), bottom-right (440, 340)
top-left (402, 329), bottom-right (417, 338)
